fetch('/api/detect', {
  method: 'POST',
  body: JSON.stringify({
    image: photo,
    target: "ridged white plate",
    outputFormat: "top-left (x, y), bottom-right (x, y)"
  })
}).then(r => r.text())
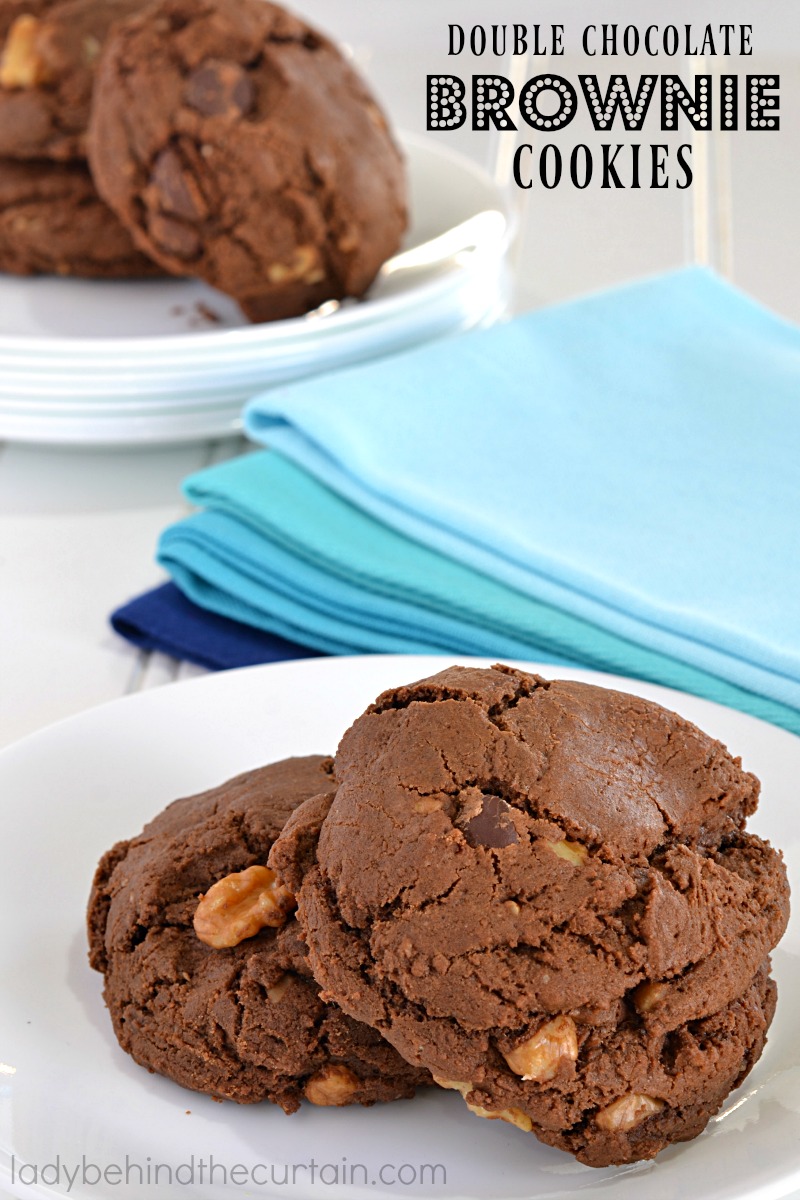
top-left (0, 655), bottom-right (797, 1200)
top-left (0, 137), bottom-right (512, 445)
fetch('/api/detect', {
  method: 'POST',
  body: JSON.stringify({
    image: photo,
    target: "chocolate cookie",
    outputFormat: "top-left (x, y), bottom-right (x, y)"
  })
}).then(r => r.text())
top-left (0, 157), bottom-right (162, 275)
top-left (87, 0), bottom-right (407, 322)
top-left (0, 0), bottom-right (147, 160)
top-left (88, 756), bottom-right (428, 1111)
top-left (0, 154), bottom-right (160, 274)
top-left (271, 666), bottom-right (790, 1165)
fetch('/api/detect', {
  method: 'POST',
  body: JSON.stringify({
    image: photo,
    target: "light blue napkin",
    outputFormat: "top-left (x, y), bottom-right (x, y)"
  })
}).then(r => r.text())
top-left (158, 450), bottom-right (799, 732)
top-left (240, 267), bottom-right (800, 726)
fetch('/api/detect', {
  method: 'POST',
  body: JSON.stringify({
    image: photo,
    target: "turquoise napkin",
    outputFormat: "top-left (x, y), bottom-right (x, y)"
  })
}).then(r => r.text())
top-left (159, 452), bottom-right (578, 661)
top-left (238, 267), bottom-right (800, 729)
top-left (158, 450), bottom-right (799, 732)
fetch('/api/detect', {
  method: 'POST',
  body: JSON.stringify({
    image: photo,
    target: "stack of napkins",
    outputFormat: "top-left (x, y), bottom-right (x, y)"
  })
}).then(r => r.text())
top-left (117, 268), bottom-right (800, 732)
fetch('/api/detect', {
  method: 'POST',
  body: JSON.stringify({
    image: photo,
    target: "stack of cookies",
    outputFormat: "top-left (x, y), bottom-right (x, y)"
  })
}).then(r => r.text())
top-left (88, 665), bottom-right (790, 1167)
top-left (0, 0), bottom-right (165, 278)
top-left (0, 0), bottom-right (407, 320)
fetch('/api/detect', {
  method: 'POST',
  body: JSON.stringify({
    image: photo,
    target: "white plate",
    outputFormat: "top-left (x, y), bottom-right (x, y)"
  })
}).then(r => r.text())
top-left (0, 137), bottom-right (512, 445)
top-left (1, 656), bottom-right (797, 1200)
top-left (0, 289), bottom-right (507, 444)
top-left (0, 136), bottom-right (507, 350)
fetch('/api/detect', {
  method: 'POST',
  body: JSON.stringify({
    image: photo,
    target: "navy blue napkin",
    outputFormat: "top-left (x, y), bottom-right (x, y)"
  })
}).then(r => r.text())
top-left (110, 582), bottom-right (322, 671)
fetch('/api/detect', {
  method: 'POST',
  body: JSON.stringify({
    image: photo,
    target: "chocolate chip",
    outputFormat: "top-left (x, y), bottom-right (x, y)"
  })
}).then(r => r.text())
top-left (462, 795), bottom-right (519, 849)
top-left (184, 61), bottom-right (255, 118)
top-left (150, 147), bottom-right (207, 221)
top-left (147, 211), bottom-right (201, 260)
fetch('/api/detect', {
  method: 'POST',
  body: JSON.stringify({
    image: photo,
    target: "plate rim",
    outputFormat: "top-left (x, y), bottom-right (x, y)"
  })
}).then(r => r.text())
top-left (1, 653), bottom-right (795, 766)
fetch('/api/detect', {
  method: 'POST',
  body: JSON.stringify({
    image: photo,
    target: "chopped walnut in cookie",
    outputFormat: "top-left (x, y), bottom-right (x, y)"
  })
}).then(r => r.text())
top-left (546, 839), bottom-right (588, 866)
top-left (0, 16), bottom-right (52, 88)
top-left (433, 1079), bottom-right (533, 1133)
top-left (433, 1076), bottom-right (471, 1096)
top-left (266, 245), bottom-right (326, 286)
top-left (193, 864), bottom-right (295, 948)
top-left (266, 973), bottom-right (293, 1004)
top-left (633, 981), bottom-right (668, 1013)
top-left (304, 1064), bottom-right (361, 1106)
top-left (466, 1102), bottom-right (533, 1132)
top-left (595, 1093), bottom-right (665, 1132)
top-left (502, 1016), bottom-right (579, 1082)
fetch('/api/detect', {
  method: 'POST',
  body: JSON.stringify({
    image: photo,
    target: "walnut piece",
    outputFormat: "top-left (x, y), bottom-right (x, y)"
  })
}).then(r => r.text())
top-left (267, 245), bottom-right (325, 285)
top-left (412, 796), bottom-right (444, 814)
top-left (466, 1102), bottom-right (533, 1132)
top-left (0, 16), bottom-right (52, 88)
top-left (82, 34), bottom-right (101, 65)
top-left (266, 973), bottom-right (292, 1004)
top-left (193, 865), bottom-right (295, 949)
top-left (546, 839), bottom-right (588, 866)
top-left (502, 1015), bottom-right (578, 1081)
top-left (434, 1077), bottom-right (533, 1132)
top-left (595, 1093), bottom-right (665, 1132)
top-left (633, 981), bottom-right (668, 1013)
top-left (433, 1076), bottom-right (471, 1096)
top-left (304, 1064), bottom-right (361, 1106)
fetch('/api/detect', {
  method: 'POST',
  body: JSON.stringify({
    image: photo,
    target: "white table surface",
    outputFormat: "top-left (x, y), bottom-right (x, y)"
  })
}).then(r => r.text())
top-left (1, 2), bottom-right (799, 754)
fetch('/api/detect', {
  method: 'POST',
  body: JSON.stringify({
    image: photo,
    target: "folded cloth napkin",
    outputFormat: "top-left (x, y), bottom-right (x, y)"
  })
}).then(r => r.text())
top-left (159, 452), bottom-right (579, 664)
top-left (233, 266), bottom-right (800, 730)
top-left (111, 581), bottom-right (322, 670)
top-left (157, 449), bottom-right (798, 730)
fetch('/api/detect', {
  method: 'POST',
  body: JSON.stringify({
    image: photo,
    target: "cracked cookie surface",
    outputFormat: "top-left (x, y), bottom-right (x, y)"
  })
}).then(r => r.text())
top-left (0, 0), bottom-right (148, 160)
top-left (87, 0), bottom-right (407, 322)
top-left (88, 755), bottom-right (429, 1111)
top-left (271, 665), bottom-right (789, 1165)
top-left (0, 157), bottom-right (162, 276)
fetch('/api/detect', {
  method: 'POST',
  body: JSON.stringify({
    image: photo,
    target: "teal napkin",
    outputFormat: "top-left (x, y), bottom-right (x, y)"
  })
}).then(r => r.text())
top-left (237, 267), bottom-right (800, 729)
top-left (159, 452), bottom-right (578, 660)
top-left (158, 450), bottom-right (799, 732)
